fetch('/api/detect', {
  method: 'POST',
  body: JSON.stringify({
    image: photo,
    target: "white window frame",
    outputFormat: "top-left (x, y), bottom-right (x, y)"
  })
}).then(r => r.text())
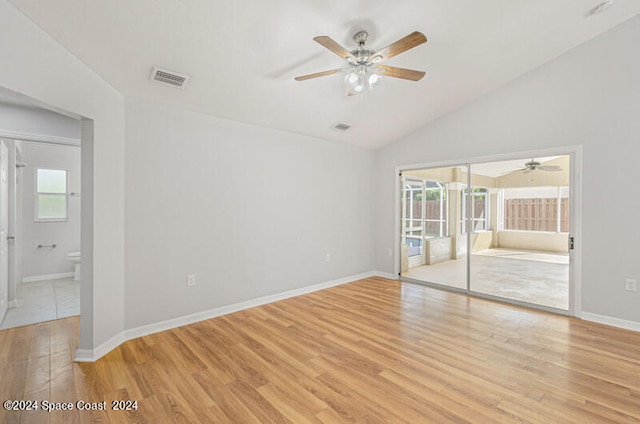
top-left (403, 180), bottom-right (425, 257)
top-left (461, 187), bottom-right (489, 234)
top-left (403, 179), bottom-right (449, 243)
top-left (424, 181), bottom-right (448, 238)
top-left (34, 168), bottom-right (69, 222)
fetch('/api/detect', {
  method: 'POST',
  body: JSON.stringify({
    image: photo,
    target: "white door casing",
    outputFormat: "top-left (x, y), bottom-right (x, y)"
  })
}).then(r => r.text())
top-left (0, 141), bottom-right (9, 323)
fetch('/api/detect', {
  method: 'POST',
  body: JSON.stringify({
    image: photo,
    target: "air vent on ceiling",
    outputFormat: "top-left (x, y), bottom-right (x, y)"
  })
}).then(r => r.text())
top-left (333, 122), bottom-right (352, 131)
top-left (150, 67), bottom-right (190, 88)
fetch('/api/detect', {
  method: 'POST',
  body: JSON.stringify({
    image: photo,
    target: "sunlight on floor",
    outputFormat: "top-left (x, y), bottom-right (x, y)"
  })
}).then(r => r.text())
top-left (402, 249), bottom-right (568, 310)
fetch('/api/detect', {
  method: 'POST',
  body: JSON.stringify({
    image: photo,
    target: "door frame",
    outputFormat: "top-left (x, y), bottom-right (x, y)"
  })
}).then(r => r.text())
top-left (394, 145), bottom-right (583, 317)
top-left (0, 131), bottom-right (81, 328)
top-left (0, 141), bottom-right (8, 322)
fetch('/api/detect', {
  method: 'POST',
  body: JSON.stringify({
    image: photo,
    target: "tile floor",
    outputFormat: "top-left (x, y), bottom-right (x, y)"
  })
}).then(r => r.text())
top-left (0, 277), bottom-right (80, 330)
top-left (402, 248), bottom-right (569, 310)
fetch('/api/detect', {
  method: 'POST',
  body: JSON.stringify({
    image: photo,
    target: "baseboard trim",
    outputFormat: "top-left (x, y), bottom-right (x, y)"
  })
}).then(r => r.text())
top-left (74, 350), bottom-right (94, 362)
top-left (124, 271), bottom-right (375, 341)
top-left (373, 271), bottom-right (398, 280)
top-left (581, 312), bottom-right (640, 333)
top-left (22, 272), bottom-right (74, 283)
top-left (75, 331), bottom-right (127, 362)
top-left (75, 271), bottom-right (375, 362)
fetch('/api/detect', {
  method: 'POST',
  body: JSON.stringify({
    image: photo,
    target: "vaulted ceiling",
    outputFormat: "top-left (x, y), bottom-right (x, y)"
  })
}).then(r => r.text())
top-left (8, 0), bottom-right (640, 149)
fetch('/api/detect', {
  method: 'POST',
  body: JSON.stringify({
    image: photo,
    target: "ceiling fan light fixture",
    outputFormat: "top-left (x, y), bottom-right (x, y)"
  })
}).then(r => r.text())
top-left (344, 72), bottom-right (359, 88)
top-left (344, 66), bottom-right (381, 93)
top-left (296, 30), bottom-right (427, 96)
top-left (368, 72), bottom-right (381, 89)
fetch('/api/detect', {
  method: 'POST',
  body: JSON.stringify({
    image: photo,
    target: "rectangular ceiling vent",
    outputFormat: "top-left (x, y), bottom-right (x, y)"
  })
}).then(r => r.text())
top-left (333, 122), bottom-right (352, 132)
top-left (150, 66), bottom-right (190, 88)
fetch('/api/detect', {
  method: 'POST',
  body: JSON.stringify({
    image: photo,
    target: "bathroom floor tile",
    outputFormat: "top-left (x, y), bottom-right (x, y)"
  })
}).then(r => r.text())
top-left (17, 284), bottom-right (54, 298)
top-left (0, 278), bottom-right (79, 330)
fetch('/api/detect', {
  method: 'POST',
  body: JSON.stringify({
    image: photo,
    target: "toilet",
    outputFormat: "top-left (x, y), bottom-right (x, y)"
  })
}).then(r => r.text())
top-left (66, 251), bottom-right (81, 281)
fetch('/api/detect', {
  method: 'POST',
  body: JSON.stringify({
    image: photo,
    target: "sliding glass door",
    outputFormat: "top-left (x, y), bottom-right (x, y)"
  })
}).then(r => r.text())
top-left (468, 157), bottom-right (570, 310)
top-left (400, 167), bottom-right (467, 290)
top-left (400, 155), bottom-right (571, 313)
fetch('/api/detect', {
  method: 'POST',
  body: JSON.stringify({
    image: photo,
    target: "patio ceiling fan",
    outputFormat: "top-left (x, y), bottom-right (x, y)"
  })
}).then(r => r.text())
top-left (294, 30), bottom-right (427, 96)
top-left (520, 159), bottom-right (562, 174)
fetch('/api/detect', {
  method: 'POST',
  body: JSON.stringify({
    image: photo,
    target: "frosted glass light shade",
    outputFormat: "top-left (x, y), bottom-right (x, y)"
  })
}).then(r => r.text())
top-left (343, 66), bottom-right (382, 94)
top-left (344, 72), bottom-right (359, 88)
top-left (368, 73), bottom-right (381, 89)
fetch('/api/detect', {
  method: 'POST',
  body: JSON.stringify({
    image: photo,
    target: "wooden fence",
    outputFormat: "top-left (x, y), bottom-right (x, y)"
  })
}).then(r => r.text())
top-left (504, 198), bottom-right (569, 232)
top-left (407, 198), bottom-right (569, 233)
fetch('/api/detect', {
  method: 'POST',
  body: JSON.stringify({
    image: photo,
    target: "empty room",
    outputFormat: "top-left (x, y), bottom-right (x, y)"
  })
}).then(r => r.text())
top-left (0, 1), bottom-right (639, 423)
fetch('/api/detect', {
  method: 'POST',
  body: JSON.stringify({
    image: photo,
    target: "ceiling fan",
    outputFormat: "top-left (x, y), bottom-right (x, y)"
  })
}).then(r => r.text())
top-left (294, 30), bottom-right (427, 95)
top-left (520, 158), bottom-right (562, 174)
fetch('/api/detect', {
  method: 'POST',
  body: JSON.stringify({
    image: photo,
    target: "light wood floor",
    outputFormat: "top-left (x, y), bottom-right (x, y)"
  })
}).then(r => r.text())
top-left (1, 277), bottom-right (639, 423)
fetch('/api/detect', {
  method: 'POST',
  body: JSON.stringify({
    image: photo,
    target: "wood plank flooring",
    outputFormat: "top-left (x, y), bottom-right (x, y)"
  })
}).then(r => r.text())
top-left (1, 276), bottom-right (639, 423)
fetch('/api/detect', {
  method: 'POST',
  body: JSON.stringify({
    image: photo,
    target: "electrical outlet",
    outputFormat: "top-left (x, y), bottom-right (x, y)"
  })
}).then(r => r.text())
top-left (387, 248), bottom-right (393, 257)
top-left (625, 278), bottom-right (637, 292)
top-left (187, 274), bottom-right (196, 287)
top-left (325, 253), bottom-right (331, 263)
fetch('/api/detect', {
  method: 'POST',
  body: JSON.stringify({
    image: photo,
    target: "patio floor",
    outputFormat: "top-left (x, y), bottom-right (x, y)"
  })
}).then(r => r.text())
top-left (402, 248), bottom-right (569, 310)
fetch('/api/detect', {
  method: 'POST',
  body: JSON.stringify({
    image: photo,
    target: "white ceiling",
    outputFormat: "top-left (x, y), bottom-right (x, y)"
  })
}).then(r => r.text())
top-left (7, 0), bottom-right (640, 149)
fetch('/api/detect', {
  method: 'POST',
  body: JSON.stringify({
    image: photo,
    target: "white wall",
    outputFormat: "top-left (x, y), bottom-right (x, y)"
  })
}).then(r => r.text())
top-left (0, 0), bottom-right (126, 355)
top-left (497, 231), bottom-right (568, 254)
top-left (0, 102), bottom-right (81, 141)
top-left (124, 99), bottom-right (375, 328)
top-left (375, 16), bottom-right (640, 324)
top-left (20, 142), bottom-right (81, 279)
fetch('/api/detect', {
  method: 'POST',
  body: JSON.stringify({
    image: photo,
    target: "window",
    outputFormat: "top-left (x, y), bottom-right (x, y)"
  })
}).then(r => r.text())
top-left (403, 180), bottom-right (449, 257)
top-left (501, 186), bottom-right (568, 232)
top-left (424, 181), bottom-right (448, 238)
top-left (461, 187), bottom-right (488, 233)
top-left (35, 168), bottom-right (68, 222)
top-left (404, 182), bottom-right (424, 257)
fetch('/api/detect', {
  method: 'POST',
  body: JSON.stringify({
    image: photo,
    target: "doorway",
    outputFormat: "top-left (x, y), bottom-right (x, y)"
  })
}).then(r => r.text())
top-left (0, 94), bottom-right (82, 330)
top-left (399, 150), bottom-right (578, 315)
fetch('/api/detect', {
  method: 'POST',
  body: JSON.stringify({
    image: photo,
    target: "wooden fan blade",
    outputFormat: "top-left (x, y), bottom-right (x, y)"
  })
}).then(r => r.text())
top-left (313, 36), bottom-right (356, 61)
top-left (294, 69), bottom-right (341, 81)
top-left (369, 31), bottom-right (427, 63)
top-left (375, 65), bottom-right (425, 81)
